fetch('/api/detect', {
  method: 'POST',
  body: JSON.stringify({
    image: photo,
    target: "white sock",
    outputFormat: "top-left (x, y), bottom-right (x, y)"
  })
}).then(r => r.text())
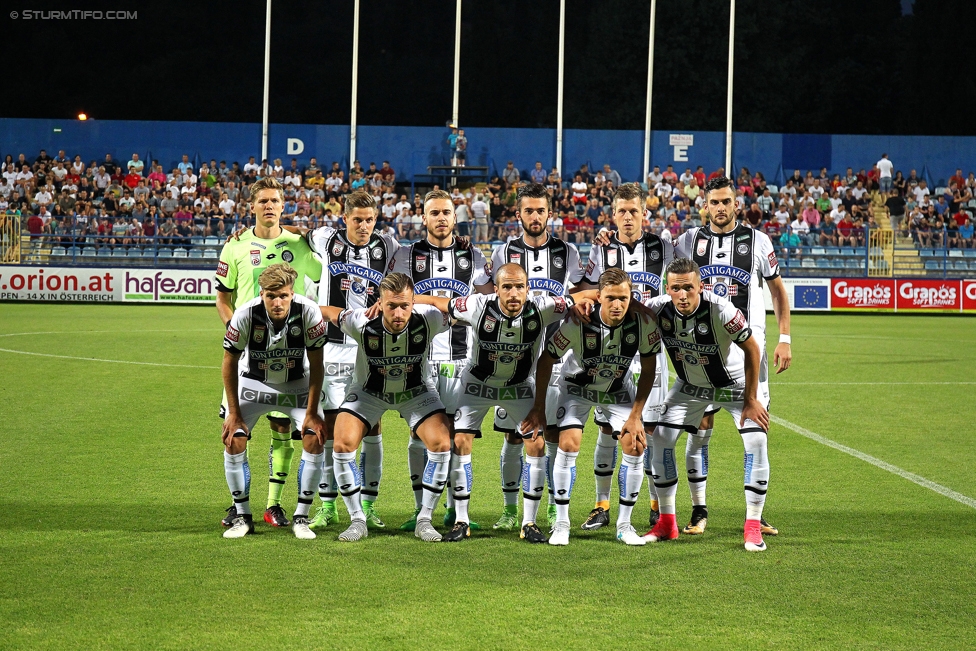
top-left (594, 432), bottom-right (617, 504)
top-left (333, 451), bottom-right (363, 521)
top-left (643, 444), bottom-right (658, 505)
top-left (651, 427), bottom-right (682, 515)
top-left (552, 449), bottom-right (578, 525)
top-left (407, 436), bottom-right (427, 510)
top-left (359, 434), bottom-right (383, 504)
top-left (319, 439), bottom-right (337, 505)
top-left (521, 455), bottom-right (547, 526)
top-left (296, 450), bottom-right (324, 517)
top-left (616, 454), bottom-right (644, 528)
top-left (500, 440), bottom-right (523, 508)
top-left (224, 449), bottom-right (251, 515)
top-left (545, 440), bottom-right (559, 506)
top-left (420, 450), bottom-right (450, 520)
top-left (451, 453), bottom-right (473, 524)
top-left (742, 429), bottom-right (769, 521)
top-left (686, 428), bottom-right (711, 507)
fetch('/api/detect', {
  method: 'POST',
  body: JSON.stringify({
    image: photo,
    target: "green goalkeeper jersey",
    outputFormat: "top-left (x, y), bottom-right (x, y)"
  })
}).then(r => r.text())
top-left (215, 228), bottom-right (322, 308)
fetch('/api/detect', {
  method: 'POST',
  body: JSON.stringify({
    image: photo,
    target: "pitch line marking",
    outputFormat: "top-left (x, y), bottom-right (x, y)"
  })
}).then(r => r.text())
top-left (773, 381), bottom-right (976, 386)
top-left (0, 347), bottom-right (218, 369)
top-left (0, 329), bottom-right (216, 338)
top-left (771, 414), bottom-right (976, 510)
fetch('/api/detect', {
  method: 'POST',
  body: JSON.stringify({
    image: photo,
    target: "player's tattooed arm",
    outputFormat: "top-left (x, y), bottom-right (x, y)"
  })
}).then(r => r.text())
top-left (221, 350), bottom-right (248, 448)
top-left (766, 275), bottom-right (792, 373)
top-left (736, 335), bottom-right (770, 431)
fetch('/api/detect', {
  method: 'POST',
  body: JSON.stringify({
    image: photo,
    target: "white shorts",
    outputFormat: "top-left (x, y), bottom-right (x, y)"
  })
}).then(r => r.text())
top-left (555, 381), bottom-right (636, 434)
top-left (321, 343), bottom-right (357, 411)
top-left (338, 384), bottom-right (445, 433)
top-left (428, 359), bottom-right (468, 415)
top-left (455, 374), bottom-right (536, 438)
top-left (657, 379), bottom-right (769, 434)
top-left (594, 351), bottom-right (669, 426)
top-left (704, 329), bottom-right (769, 415)
top-left (544, 363), bottom-right (564, 426)
top-left (233, 376), bottom-right (323, 434)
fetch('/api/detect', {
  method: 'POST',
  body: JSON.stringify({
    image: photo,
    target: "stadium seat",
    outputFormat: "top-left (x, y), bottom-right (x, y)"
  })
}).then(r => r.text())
top-left (203, 249), bottom-right (218, 259)
top-left (953, 260), bottom-right (968, 271)
top-left (188, 250), bottom-right (203, 259)
top-left (948, 249), bottom-right (963, 257)
top-left (190, 236), bottom-right (204, 246)
top-left (156, 249), bottom-right (173, 259)
top-left (811, 247), bottom-right (826, 256)
top-left (815, 258), bottom-right (831, 268)
top-left (841, 247), bottom-right (856, 256)
top-left (845, 259), bottom-right (862, 270)
top-left (924, 261), bottom-right (941, 271)
top-left (204, 237), bottom-right (220, 246)
top-left (825, 246), bottom-right (841, 255)
top-left (112, 248), bottom-right (127, 257)
top-left (801, 258), bottom-right (816, 268)
top-left (963, 249), bottom-right (976, 258)
top-left (50, 246), bottom-right (66, 256)
top-left (172, 249), bottom-right (188, 258)
top-left (97, 249), bottom-right (111, 258)
top-left (767, 185), bottom-right (778, 194)
top-left (128, 249), bottom-right (143, 258)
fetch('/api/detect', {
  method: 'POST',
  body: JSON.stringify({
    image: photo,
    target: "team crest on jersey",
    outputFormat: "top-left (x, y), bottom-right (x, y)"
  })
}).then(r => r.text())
top-left (650, 249), bottom-right (661, 261)
top-left (332, 241), bottom-right (345, 257)
top-left (253, 326), bottom-right (265, 343)
top-left (484, 316), bottom-right (497, 332)
top-left (607, 249), bottom-right (618, 267)
top-left (250, 250), bottom-right (261, 266)
top-left (415, 255), bottom-right (427, 272)
top-left (282, 250), bottom-right (294, 263)
top-left (457, 256), bottom-right (470, 270)
top-left (290, 326), bottom-right (301, 336)
top-left (697, 322), bottom-right (709, 335)
top-left (413, 333), bottom-right (423, 343)
top-left (736, 243), bottom-right (749, 255)
top-left (527, 320), bottom-right (538, 331)
top-left (625, 333), bottom-right (636, 344)
top-left (371, 247), bottom-right (383, 260)
top-left (368, 336), bottom-right (380, 349)
top-left (510, 253), bottom-right (521, 265)
top-left (661, 318), bottom-right (672, 331)
top-left (553, 256), bottom-right (564, 269)
top-left (585, 333), bottom-right (597, 349)
top-left (696, 240), bottom-right (708, 257)
top-left (708, 282), bottom-right (736, 297)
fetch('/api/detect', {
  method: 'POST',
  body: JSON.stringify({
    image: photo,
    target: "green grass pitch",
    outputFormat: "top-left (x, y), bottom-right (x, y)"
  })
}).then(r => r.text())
top-left (0, 304), bottom-right (974, 650)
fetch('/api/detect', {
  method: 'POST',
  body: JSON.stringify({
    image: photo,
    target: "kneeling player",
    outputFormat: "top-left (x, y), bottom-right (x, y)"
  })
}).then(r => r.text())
top-left (522, 269), bottom-right (660, 546)
top-left (319, 273), bottom-right (456, 543)
top-left (643, 258), bottom-right (771, 551)
top-left (220, 264), bottom-right (327, 539)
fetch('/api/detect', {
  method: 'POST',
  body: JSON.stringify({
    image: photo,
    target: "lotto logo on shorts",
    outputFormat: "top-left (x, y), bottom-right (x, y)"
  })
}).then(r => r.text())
top-left (216, 261), bottom-right (229, 277)
top-left (240, 388), bottom-right (310, 408)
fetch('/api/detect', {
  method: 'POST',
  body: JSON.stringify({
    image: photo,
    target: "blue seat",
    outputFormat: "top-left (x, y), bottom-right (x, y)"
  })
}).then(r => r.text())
top-left (156, 249), bottom-right (173, 259)
top-left (97, 249), bottom-right (111, 258)
top-left (172, 248), bottom-right (188, 259)
top-left (188, 250), bottom-right (203, 259)
top-left (845, 259), bottom-right (862, 270)
top-left (825, 247), bottom-right (841, 255)
top-left (128, 249), bottom-right (143, 258)
top-left (50, 246), bottom-right (66, 256)
top-left (203, 249), bottom-right (218, 259)
top-left (962, 249), bottom-right (976, 258)
top-left (815, 258), bottom-right (831, 268)
top-left (112, 248), bottom-right (127, 257)
top-left (953, 260), bottom-right (968, 271)
top-left (924, 261), bottom-right (941, 271)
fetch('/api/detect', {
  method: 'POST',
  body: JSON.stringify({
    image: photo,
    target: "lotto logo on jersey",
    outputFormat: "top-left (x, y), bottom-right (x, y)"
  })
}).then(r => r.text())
top-left (225, 325), bottom-right (240, 343)
top-left (216, 261), bottom-right (229, 277)
top-left (306, 320), bottom-right (327, 340)
top-left (553, 296), bottom-right (567, 314)
top-left (724, 311), bottom-right (746, 334)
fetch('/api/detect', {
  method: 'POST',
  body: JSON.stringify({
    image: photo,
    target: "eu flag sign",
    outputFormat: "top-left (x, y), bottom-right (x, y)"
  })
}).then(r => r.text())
top-left (794, 285), bottom-right (828, 308)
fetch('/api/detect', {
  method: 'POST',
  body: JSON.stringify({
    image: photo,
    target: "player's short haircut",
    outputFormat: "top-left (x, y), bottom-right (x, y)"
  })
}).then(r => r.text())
top-left (612, 182), bottom-right (647, 211)
top-left (667, 257), bottom-right (700, 278)
top-left (258, 263), bottom-right (297, 291)
top-left (423, 189), bottom-right (453, 211)
top-left (495, 263), bottom-right (527, 282)
top-left (598, 267), bottom-right (632, 291)
top-left (344, 190), bottom-right (377, 215)
top-left (379, 272), bottom-right (414, 296)
top-left (516, 182), bottom-right (551, 212)
top-left (249, 176), bottom-right (284, 203)
top-left (703, 175), bottom-right (734, 197)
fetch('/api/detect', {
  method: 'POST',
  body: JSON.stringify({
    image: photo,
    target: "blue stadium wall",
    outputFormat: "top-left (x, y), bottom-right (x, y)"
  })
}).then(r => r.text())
top-left (1, 118), bottom-right (971, 186)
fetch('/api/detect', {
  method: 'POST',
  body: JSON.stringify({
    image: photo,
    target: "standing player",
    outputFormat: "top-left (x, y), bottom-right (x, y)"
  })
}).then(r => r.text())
top-left (389, 189), bottom-right (493, 531)
top-left (578, 182), bottom-right (673, 531)
top-left (642, 258), bottom-right (771, 551)
top-left (674, 176), bottom-right (790, 537)
top-left (215, 177), bottom-right (322, 530)
top-left (318, 273), bottom-right (455, 543)
top-left (522, 269), bottom-right (660, 546)
top-left (304, 191), bottom-right (400, 530)
top-left (490, 182), bottom-right (584, 531)
top-left (220, 264), bottom-right (327, 539)
top-left (413, 264), bottom-right (593, 542)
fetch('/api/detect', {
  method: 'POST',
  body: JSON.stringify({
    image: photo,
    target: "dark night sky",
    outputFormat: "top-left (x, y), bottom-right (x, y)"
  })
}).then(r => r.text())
top-left (4, 0), bottom-right (973, 135)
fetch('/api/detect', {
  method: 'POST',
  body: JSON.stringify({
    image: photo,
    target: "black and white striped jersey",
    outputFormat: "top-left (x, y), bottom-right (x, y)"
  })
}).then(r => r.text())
top-left (490, 235), bottom-right (583, 299)
top-left (448, 293), bottom-right (573, 387)
top-left (645, 292), bottom-right (752, 388)
top-left (546, 309), bottom-right (660, 395)
top-left (338, 305), bottom-right (451, 399)
top-left (584, 232), bottom-right (674, 303)
top-left (675, 224), bottom-right (778, 331)
top-left (223, 294), bottom-right (327, 384)
top-left (390, 238), bottom-right (491, 361)
top-left (307, 226), bottom-right (400, 345)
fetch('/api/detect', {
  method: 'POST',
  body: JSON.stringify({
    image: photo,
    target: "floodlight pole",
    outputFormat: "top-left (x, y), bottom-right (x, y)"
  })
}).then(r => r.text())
top-left (452, 0), bottom-right (461, 129)
top-left (555, 0), bottom-right (565, 177)
top-left (724, 0), bottom-right (735, 176)
top-left (261, 0), bottom-right (272, 163)
top-left (642, 0), bottom-right (657, 184)
top-left (350, 0), bottom-right (361, 166)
